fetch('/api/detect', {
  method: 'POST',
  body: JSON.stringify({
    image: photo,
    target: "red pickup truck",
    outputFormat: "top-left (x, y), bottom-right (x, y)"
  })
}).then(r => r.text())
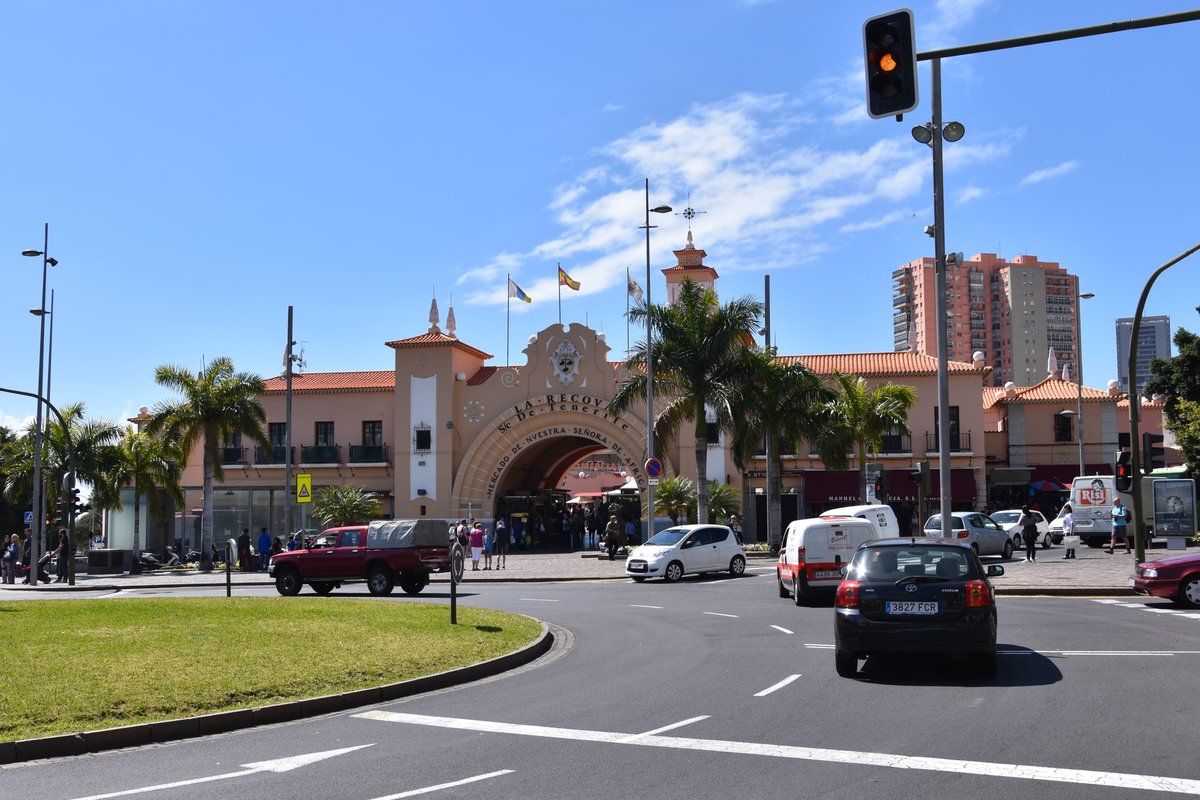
top-left (269, 519), bottom-right (452, 596)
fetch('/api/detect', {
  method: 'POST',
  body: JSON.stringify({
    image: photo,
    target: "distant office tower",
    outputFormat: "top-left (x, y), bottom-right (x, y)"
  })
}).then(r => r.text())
top-left (892, 253), bottom-right (1081, 387)
top-left (1116, 315), bottom-right (1171, 396)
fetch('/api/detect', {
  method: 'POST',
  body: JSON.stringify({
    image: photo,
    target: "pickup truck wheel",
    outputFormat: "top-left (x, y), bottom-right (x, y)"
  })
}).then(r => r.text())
top-left (366, 566), bottom-right (394, 596)
top-left (310, 582), bottom-right (335, 596)
top-left (275, 568), bottom-right (302, 596)
top-left (399, 574), bottom-right (426, 595)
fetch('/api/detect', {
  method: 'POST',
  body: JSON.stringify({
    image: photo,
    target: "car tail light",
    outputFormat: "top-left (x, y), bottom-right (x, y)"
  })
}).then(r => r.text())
top-left (956, 530), bottom-right (968, 538)
top-left (835, 579), bottom-right (860, 609)
top-left (964, 579), bottom-right (992, 608)
top-left (796, 545), bottom-right (806, 568)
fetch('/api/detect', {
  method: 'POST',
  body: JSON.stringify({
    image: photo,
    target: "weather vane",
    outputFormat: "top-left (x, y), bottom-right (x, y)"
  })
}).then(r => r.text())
top-left (675, 192), bottom-right (707, 230)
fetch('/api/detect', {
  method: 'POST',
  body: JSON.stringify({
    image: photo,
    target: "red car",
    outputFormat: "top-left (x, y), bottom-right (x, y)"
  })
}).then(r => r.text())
top-left (1130, 552), bottom-right (1200, 608)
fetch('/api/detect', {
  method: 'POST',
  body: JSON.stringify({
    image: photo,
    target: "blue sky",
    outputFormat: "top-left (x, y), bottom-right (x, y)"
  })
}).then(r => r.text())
top-left (2, 0), bottom-right (1197, 433)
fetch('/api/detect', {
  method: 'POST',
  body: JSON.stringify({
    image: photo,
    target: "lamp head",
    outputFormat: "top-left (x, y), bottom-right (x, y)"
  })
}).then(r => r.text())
top-left (650, 205), bottom-right (672, 214)
top-left (46, 257), bottom-right (58, 267)
top-left (21, 249), bottom-right (42, 258)
top-left (911, 124), bottom-right (933, 145)
top-left (1080, 292), bottom-right (1095, 300)
top-left (923, 224), bottom-right (936, 238)
top-left (942, 121), bottom-right (966, 142)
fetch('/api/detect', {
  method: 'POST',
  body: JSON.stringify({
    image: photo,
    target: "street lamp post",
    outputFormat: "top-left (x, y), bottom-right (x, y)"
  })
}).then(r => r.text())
top-left (22, 224), bottom-right (57, 587)
top-left (1074, 291), bottom-right (1095, 475)
top-left (640, 179), bottom-right (671, 541)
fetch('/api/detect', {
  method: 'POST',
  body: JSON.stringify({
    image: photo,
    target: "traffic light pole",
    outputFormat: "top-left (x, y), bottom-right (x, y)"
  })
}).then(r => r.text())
top-left (929, 58), bottom-right (952, 539)
top-left (1126, 243), bottom-right (1200, 563)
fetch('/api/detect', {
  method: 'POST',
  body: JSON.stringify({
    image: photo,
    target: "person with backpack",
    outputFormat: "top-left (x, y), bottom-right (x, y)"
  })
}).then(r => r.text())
top-left (1107, 497), bottom-right (1132, 554)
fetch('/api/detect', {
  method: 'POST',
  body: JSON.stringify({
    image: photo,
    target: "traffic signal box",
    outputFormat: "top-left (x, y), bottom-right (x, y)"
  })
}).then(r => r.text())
top-left (874, 470), bottom-right (890, 503)
top-left (1143, 432), bottom-right (1165, 470)
top-left (863, 9), bottom-right (919, 119)
top-left (1115, 451), bottom-right (1133, 492)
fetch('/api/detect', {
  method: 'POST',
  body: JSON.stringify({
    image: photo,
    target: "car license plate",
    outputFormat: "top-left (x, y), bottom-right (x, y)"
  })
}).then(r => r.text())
top-left (885, 601), bottom-right (939, 615)
top-left (628, 562), bottom-right (647, 572)
top-left (812, 570), bottom-right (840, 579)
top-left (1127, 577), bottom-right (1136, 587)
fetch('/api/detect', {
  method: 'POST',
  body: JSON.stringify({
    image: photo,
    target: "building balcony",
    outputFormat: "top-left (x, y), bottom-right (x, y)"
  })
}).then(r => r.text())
top-left (925, 431), bottom-right (972, 453)
top-left (300, 445), bottom-right (341, 464)
top-left (220, 446), bottom-right (246, 466)
top-left (255, 445), bottom-right (293, 465)
top-left (349, 444), bottom-right (389, 463)
top-left (878, 433), bottom-right (912, 454)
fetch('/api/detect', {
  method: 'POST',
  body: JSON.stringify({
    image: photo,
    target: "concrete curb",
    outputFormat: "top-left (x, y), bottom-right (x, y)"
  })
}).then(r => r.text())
top-left (0, 622), bottom-right (555, 764)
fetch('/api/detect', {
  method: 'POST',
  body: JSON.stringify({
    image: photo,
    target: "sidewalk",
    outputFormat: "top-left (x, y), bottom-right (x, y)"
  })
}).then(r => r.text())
top-left (0, 544), bottom-right (1164, 595)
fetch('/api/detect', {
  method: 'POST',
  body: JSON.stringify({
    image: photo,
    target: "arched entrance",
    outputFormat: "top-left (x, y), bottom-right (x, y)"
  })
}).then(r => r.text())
top-left (451, 406), bottom-right (660, 548)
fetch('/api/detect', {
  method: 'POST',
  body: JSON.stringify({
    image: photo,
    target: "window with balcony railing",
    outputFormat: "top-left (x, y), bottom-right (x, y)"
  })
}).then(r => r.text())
top-left (255, 445), bottom-right (292, 465)
top-left (300, 444), bottom-right (340, 463)
top-left (349, 443), bottom-right (389, 463)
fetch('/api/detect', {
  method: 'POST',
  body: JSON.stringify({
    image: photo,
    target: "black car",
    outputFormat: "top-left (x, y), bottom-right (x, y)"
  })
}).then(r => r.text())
top-left (834, 538), bottom-right (1004, 679)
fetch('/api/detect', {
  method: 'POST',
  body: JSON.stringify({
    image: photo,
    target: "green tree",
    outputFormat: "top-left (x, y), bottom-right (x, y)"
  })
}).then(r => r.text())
top-left (145, 358), bottom-right (270, 571)
top-left (818, 373), bottom-right (918, 503)
top-left (312, 485), bottom-right (381, 528)
top-left (1146, 313), bottom-right (1200, 467)
top-left (704, 480), bottom-right (740, 524)
top-left (612, 279), bottom-right (762, 526)
top-left (102, 428), bottom-right (184, 566)
top-left (730, 352), bottom-right (835, 550)
top-left (653, 475), bottom-right (696, 525)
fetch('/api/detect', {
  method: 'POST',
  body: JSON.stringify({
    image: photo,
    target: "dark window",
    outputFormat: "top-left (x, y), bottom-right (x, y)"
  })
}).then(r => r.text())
top-left (705, 421), bottom-right (719, 445)
top-left (315, 422), bottom-right (335, 447)
top-left (413, 425), bottom-right (432, 454)
top-left (363, 420), bottom-right (383, 446)
top-left (1054, 414), bottom-right (1073, 443)
top-left (269, 423), bottom-right (287, 447)
top-left (933, 405), bottom-right (961, 439)
top-left (224, 431), bottom-right (242, 447)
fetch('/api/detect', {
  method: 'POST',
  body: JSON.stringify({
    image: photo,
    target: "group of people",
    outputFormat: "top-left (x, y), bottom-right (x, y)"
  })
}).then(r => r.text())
top-left (0, 528), bottom-right (72, 584)
top-left (454, 518), bottom-right (509, 571)
top-left (1015, 495), bottom-right (1133, 562)
top-left (235, 527), bottom-right (295, 572)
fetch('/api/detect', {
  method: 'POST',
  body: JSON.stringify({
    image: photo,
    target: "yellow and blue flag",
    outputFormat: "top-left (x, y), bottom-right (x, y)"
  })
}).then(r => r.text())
top-left (508, 277), bottom-right (532, 303)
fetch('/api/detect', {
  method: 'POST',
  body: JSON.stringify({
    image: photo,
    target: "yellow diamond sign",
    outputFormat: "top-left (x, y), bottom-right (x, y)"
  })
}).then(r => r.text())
top-left (296, 473), bottom-right (312, 504)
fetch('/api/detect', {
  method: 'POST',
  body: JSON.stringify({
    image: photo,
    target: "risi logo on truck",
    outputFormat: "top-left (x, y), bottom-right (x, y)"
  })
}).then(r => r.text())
top-left (1079, 485), bottom-right (1109, 506)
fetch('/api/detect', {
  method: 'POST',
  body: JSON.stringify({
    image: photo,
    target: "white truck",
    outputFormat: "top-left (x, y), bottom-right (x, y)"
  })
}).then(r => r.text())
top-left (1067, 475), bottom-right (1136, 549)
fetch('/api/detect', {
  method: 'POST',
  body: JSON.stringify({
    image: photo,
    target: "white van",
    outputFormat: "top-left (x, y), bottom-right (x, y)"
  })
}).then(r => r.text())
top-left (1069, 475), bottom-right (1134, 549)
top-left (823, 504), bottom-right (901, 539)
top-left (777, 517), bottom-right (878, 603)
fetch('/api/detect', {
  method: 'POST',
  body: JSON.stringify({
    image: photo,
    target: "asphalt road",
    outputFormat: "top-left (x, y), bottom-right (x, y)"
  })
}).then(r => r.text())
top-left (4, 567), bottom-right (1200, 799)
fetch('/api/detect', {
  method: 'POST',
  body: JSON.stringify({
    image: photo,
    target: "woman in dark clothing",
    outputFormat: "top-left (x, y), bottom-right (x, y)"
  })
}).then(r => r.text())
top-left (1017, 505), bottom-right (1039, 562)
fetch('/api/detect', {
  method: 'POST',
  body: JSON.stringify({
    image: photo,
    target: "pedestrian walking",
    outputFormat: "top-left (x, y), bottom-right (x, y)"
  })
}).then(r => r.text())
top-left (53, 528), bottom-right (70, 582)
top-left (1061, 504), bottom-right (1077, 559)
top-left (1018, 505), bottom-right (1039, 562)
top-left (1, 533), bottom-right (20, 584)
top-left (469, 522), bottom-right (485, 570)
top-left (483, 526), bottom-right (494, 570)
top-left (20, 531), bottom-right (33, 585)
top-left (729, 514), bottom-right (744, 545)
top-left (237, 528), bottom-right (252, 572)
top-left (286, 534), bottom-right (299, 551)
top-left (1106, 497), bottom-right (1132, 554)
top-left (257, 527), bottom-right (272, 571)
top-left (495, 517), bottom-right (510, 569)
top-left (604, 515), bottom-right (624, 561)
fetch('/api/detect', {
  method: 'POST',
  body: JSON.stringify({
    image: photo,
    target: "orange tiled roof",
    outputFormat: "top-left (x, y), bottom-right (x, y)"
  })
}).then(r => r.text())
top-left (262, 371), bottom-right (395, 394)
top-left (773, 351), bottom-right (984, 376)
top-left (467, 366), bottom-right (517, 386)
top-left (982, 387), bottom-right (1007, 410)
top-left (1117, 396), bottom-right (1165, 410)
top-left (385, 331), bottom-right (493, 360)
top-left (994, 376), bottom-right (1114, 405)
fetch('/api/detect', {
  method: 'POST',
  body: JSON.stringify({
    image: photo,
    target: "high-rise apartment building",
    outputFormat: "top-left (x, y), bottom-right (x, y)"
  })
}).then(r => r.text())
top-left (1116, 315), bottom-right (1172, 396)
top-left (892, 253), bottom-right (1081, 387)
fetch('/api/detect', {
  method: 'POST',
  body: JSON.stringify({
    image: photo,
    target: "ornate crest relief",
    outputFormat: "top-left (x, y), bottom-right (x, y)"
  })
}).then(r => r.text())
top-left (550, 339), bottom-right (581, 386)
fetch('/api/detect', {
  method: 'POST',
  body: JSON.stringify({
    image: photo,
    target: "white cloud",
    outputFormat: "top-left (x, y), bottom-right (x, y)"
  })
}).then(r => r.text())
top-left (956, 185), bottom-right (986, 204)
top-left (923, 0), bottom-right (993, 49)
top-left (601, 102), bottom-right (622, 113)
top-left (1019, 160), bottom-right (1080, 186)
top-left (0, 410), bottom-right (33, 432)
top-left (839, 210), bottom-right (907, 233)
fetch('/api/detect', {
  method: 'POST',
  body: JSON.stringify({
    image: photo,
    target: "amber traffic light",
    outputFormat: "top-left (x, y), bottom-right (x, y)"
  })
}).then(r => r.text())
top-left (864, 9), bottom-right (919, 119)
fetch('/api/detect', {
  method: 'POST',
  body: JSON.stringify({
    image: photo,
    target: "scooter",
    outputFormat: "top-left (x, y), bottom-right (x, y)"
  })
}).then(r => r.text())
top-left (135, 551), bottom-right (164, 572)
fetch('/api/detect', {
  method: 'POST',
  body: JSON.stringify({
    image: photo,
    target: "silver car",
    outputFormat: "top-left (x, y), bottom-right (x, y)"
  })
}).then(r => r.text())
top-left (923, 512), bottom-right (1013, 558)
top-left (989, 509), bottom-right (1054, 549)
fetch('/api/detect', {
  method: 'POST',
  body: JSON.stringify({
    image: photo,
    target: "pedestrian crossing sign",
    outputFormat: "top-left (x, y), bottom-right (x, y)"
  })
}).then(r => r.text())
top-left (297, 473), bottom-right (312, 504)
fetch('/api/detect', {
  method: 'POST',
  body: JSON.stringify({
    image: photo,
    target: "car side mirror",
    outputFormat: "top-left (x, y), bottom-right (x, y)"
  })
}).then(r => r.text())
top-left (986, 564), bottom-right (1005, 577)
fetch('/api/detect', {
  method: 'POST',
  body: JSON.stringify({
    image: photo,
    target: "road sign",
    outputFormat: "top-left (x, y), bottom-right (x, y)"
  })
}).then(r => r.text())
top-left (450, 543), bottom-right (465, 585)
top-left (23, 511), bottom-right (33, 525)
top-left (297, 473), bottom-right (312, 504)
top-left (645, 458), bottom-right (663, 478)
top-left (648, 478), bottom-right (659, 486)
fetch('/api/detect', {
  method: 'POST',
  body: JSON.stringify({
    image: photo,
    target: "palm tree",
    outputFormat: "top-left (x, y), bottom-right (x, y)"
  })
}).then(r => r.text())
top-left (818, 373), bottom-right (918, 503)
top-left (145, 358), bottom-right (270, 571)
top-left (612, 279), bottom-right (762, 526)
top-left (704, 480), bottom-right (740, 524)
top-left (312, 485), bottom-right (380, 528)
top-left (103, 428), bottom-right (183, 567)
top-left (653, 475), bottom-right (696, 525)
top-left (730, 352), bottom-right (835, 550)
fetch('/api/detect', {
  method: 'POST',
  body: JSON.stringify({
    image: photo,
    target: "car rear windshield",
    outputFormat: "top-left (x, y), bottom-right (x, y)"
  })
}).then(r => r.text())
top-left (849, 546), bottom-right (975, 582)
top-left (989, 512), bottom-right (1019, 524)
top-left (924, 515), bottom-right (965, 531)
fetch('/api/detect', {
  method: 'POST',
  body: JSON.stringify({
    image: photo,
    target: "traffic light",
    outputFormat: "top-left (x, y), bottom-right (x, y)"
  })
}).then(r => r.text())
top-left (1115, 451), bottom-right (1133, 492)
top-left (873, 470), bottom-right (889, 503)
top-left (1143, 432), bottom-right (1165, 470)
top-left (863, 9), bottom-right (919, 119)
top-left (67, 487), bottom-right (81, 515)
top-left (908, 460), bottom-right (931, 496)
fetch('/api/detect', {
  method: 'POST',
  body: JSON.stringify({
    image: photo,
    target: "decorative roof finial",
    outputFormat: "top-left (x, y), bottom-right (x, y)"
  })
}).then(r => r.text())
top-left (675, 192), bottom-right (707, 245)
top-left (428, 294), bottom-right (441, 334)
top-left (446, 291), bottom-right (457, 338)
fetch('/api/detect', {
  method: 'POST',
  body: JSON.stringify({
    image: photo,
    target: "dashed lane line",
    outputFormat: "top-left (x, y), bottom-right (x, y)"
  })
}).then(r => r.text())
top-left (800, 643), bottom-right (1200, 656)
top-left (354, 710), bottom-right (1200, 795)
top-left (365, 769), bottom-right (514, 799)
top-left (620, 716), bottom-right (710, 741)
top-left (703, 611), bottom-right (738, 618)
top-left (754, 674), bottom-right (801, 697)
top-left (629, 604), bottom-right (663, 609)
top-left (770, 625), bottom-right (794, 635)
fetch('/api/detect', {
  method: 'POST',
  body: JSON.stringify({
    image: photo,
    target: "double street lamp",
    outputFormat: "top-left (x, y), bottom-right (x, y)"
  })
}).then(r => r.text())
top-left (640, 179), bottom-right (671, 540)
top-left (21, 223), bottom-right (57, 586)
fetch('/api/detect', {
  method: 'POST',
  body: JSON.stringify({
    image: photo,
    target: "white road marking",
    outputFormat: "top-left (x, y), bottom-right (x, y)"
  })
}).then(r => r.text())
top-left (517, 598), bottom-right (558, 603)
top-left (366, 770), bottom-right (513, 799)
top-left (803, 643), bottom-right (834, 650)
top-left (355, 711), bottom-right (1200, 794)
top-left (621, 716), bottom-right (710, 741)
top-left (65, 745), bottom-right (374, 800)
top-left (1143, 608), bottom-right (1184, 614)
top-left (807, 644), bottom-right (1200, 657)
top-left (754, 674), bottom-right (801, 697)
top-left (703, 611), bottom-right (738, 618)
top-left (629, 604), bottom-right (663, 609)
top-left (770, 625), bottom-right (794, 635)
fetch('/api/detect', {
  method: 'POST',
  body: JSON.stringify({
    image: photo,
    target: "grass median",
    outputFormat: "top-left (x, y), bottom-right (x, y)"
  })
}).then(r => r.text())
top-left (0, 598), bottom-right (542, 742)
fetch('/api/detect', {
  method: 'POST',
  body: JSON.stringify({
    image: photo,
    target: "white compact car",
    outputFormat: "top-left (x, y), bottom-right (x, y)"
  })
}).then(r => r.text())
top-left (923, 512), bottom-right (1013, 558)
top-left (625, 524), bottom-right (746, 583)
top-left (989, 509), bottom-right (1053, 549)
